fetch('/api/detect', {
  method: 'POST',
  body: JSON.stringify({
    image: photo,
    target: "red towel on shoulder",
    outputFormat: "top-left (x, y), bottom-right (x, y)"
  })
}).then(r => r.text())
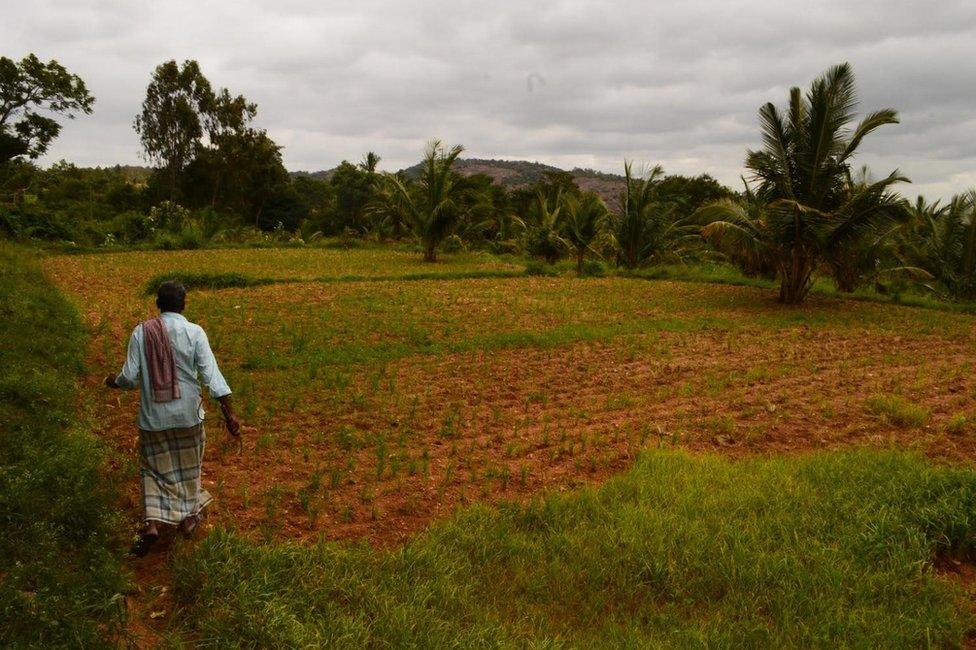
top-left (142, 317), bottom-right (181, 402)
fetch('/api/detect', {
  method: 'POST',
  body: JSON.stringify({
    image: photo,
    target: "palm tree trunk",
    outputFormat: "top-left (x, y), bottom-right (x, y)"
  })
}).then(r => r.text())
top-left (576, 249), bottom-right (585, 276)
top-left (778, 253), bottom-right (815, 304)
top-left (834, 269), bottom-right (858, 293)
top-left (424, 240), bottom-right (437, 262)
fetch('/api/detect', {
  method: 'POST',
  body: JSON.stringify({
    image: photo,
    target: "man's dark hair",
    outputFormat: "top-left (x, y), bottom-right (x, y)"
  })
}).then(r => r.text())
top-left (156, 281), bottom-right (187, 313)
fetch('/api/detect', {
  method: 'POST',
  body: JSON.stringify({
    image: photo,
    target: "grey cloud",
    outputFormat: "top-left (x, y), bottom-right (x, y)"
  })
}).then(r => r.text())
top-left (3, 0), bottom-right (976, 199)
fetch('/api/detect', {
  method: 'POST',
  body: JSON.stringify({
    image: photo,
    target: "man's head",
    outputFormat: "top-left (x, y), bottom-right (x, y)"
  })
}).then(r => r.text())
top-left (156, 281), bottom-right (187, 313)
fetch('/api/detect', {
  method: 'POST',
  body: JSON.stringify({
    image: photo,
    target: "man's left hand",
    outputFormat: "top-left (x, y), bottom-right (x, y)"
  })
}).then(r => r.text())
top-left (225, 414), bottom-right (242, 437)
top-left (104, 374), bottom-right (118, 389)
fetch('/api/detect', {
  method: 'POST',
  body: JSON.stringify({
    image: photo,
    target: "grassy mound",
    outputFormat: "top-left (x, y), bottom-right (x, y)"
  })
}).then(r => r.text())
top-left (174, 450), bottom-right (976, 646)
top-left (142, 271), bottom-right (270, 295)
top-left (0, 245), bottom-right (125, 645)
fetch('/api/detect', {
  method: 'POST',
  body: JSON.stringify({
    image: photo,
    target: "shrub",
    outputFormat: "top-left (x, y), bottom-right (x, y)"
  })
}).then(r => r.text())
top-left (150, 200), bottom-right (191, 232)
top-left (441, 234), bottom-right (466, 253)
top-left (177, 220), bottom-right (206, 249)
top-left (153, 231), bottom-right (180, 250)
top-left (524, 260), bottom-right (560, 277)
top-left (111, 209), bottom-right (157, 243)
top-left (0, 205), bottom-right (77, 241)
top-left (487, 239), bottom-right (522, 256)
top-left (581, 259), bottom-right (608, 277)
top-left (198, 206), bottom-right (238, 239)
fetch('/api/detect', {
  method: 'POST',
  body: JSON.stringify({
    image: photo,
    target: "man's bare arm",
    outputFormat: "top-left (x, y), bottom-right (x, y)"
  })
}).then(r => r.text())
top-left (218, 395), bottom-right (241, 436)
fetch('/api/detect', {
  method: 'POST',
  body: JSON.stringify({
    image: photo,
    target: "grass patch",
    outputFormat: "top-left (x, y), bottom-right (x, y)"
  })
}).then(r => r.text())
top-left (173, 450), bottom-right (976, 646)
top-left (0, 244), bottom-right (125, 646)
top-left (524, 260), bottom-right (562, 277)
top-left (946, 414), bottom-right (972, 436)
top-left (630, 262), bottom-right (976, 316)
top-left (865, 393), bottom-right (932, 428)
top-left (315, 269), bottom-right (524, 284)
top-left (144, 269), bottom-right (525, 296)
top-left (626, 262), bottom-right (777, 290)
top-left (143, 271), bottom-right (272, 294)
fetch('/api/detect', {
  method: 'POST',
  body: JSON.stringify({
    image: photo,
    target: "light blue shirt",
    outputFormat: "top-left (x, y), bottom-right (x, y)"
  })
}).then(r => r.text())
top-left (115, 311), bottom-right (232, 432)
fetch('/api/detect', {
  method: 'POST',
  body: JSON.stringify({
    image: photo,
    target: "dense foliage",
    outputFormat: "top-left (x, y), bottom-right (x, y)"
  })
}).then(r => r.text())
top-left (0, 54), bottom-right (94, 166)
top-left (3, 55), bottom-right (976, 305)
top-left (897, 192), bottom-right (976, 300)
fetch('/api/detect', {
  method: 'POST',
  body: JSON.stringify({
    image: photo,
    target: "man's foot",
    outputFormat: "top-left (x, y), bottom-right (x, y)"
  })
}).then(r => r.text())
top-left (129, 532), bottom-right (159, 557)
top-left (180, 514), bottom-right (200, 538)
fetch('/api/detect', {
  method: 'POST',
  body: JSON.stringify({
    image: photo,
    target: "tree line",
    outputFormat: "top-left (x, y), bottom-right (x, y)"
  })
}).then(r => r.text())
top-left (2, 55), bottom-right (976, 304)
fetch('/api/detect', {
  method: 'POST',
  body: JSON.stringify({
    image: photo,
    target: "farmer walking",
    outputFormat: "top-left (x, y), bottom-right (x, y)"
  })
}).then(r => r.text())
top-left (105, 280), bottom-right (240, 556)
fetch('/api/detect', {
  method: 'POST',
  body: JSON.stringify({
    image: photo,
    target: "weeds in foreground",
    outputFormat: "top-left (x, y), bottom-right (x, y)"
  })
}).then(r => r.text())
top-left (173, 450), bottom-right (976, 647)
top-left (866, 394), bottom-right (931, 428)
top-left (0, 245), bottom-right (126, 646)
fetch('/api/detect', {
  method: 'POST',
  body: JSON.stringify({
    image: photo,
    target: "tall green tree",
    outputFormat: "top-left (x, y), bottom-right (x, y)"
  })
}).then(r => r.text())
top-left (223, 130), bottom-right (290, 228)
top-left (611, 162), bottom-right (697, 269)
top-left (384, 140), bottom-right (466, 262)
top-left (330, 161), bottom-right (374, 233)
top-left (700, 63), bottom-right (906, 304)
top-left (134, 60), bottom-right (214, 200)
top-left (654, 173), bottom-right (735, 220)
top-left (196, 88), bottom-right (258, 207)
top-left (0, 54), bottom-right (94, 167)
top-left (562, 191), bottom-right (609, 275)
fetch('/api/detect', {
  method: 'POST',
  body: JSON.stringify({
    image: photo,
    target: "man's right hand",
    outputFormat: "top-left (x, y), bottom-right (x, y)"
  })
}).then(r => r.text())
top-left (104, 375), bottom-right (119, 389)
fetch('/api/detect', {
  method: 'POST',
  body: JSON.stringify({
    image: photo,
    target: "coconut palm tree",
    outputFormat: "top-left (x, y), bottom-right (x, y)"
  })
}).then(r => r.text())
top-left (364, 175), bottom-right (409, 238)
top-left (694, 180), bottom-right (778, 279)
top-left (700, 63), bottom-right (906, 303)
top-left (525, 190), bottom-right (566, 264)
top-left (562, 191), bottom-right (609, 275)
top-left (821, 167), bottom-right (912, 292)
top-left (384, 140), bottom-right (465, 262)
top-left (359, 151), bottom-right (381, 173)
top-left (899, 192), bottom-right (976, 299)
top-left (610, 161), bottom-right (698, 269)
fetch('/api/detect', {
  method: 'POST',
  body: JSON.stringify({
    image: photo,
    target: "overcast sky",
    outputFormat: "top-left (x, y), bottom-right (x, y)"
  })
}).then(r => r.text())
top-left (5, 0), bottom-right (976, 199)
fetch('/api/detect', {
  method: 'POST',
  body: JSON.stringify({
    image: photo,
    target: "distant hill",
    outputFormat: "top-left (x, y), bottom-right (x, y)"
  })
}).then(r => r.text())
top-left (290, 169), bottom-right (334, 182)
top-left (292, 158), bottom-right (627, 206)
top-left (407, 159), bottom-right (627, 206)
top-left (64, 164), bottom-right (154, 182)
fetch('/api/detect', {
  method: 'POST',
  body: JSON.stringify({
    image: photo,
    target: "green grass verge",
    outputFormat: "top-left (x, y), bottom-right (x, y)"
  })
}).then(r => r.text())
top-left (143, 271), bottom-right (271, 295)
top-left (0, 244), bottom-right (125, 645)
top-left (144, 269), bottom-right (526, 295)
top-left (173, 450), bottom-right (976, 646)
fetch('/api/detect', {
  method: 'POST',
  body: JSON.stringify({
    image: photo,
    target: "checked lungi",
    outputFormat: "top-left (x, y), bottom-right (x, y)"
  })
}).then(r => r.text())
top-left (138, 423), bottom-right (213, 525)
